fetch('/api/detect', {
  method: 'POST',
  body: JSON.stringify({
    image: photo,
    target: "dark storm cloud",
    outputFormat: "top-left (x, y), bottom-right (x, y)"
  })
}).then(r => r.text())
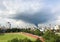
top-left (12, 9), bottom-right (55, 27)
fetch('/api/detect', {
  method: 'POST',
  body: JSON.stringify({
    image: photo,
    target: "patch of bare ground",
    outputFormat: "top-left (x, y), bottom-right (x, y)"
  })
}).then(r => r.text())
top-left (21, 32), bottom-right (45, 42)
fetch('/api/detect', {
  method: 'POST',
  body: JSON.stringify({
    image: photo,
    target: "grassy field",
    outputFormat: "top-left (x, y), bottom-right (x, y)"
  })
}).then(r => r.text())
top-left (55, 32), bottom-right (60, 36)
top-left (0, 33), bottom-right (36, 42)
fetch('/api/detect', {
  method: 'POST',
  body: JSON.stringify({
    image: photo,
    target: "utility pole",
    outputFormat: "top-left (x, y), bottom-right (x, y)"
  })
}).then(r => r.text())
top-left (7, 22), bottom-right (11, 29)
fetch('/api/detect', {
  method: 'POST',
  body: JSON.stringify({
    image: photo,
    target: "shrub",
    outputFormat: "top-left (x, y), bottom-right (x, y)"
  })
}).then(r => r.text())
top-left (8, 38), bottom-right (19, 42)
top-left (35, 38), bottom-right (42, 42)
top-left (8, 38), bottom-right (32, 42)
top-left (43, 30), bottom-right (60, 42)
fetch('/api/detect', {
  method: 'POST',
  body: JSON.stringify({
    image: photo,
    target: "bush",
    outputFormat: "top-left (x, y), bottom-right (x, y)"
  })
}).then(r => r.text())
top-left (43, 30), bottom-right (60, 42)
top-left (35, 38), bottom-right (42, 42)
top-left (22, 38), bottom-right (32, 42)
top-left (34, 29), bottom-right (43, 36)
top-left (8, 38), bottom-right (32, 42)
top-left (8, 38), bottom-right (19, 42)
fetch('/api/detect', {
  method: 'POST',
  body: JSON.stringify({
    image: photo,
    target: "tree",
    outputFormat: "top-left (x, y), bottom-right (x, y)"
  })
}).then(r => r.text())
top-left (43, 30), bottom-right (60, 42)
top-left (58, 25), bottom-right (60, 32)
top-left (34, 29), bottom-right (42, 36)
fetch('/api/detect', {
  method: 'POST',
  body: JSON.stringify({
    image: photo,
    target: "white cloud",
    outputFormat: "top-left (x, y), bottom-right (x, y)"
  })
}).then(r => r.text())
top-left (4, 0), bottom-right (43, 13)
top-left (0, 0), bottom-right (60, 27)
top-left (0, 0), bottom-right (44, 27)
top-left (0, 0), bottom-right (44, 17)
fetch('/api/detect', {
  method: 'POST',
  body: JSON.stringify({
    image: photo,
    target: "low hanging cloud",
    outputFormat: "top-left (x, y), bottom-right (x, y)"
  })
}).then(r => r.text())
top-left (12, 9), bottom-right (56, 27)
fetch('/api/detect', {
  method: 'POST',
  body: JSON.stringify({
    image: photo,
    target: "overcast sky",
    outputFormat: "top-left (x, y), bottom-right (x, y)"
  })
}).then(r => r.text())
top-left (0, 0), bottom-right (60, 27)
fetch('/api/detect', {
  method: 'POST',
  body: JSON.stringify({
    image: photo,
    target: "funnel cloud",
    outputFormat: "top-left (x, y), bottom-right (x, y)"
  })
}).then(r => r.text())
top-left (12, 9), bottom-right (55, 27)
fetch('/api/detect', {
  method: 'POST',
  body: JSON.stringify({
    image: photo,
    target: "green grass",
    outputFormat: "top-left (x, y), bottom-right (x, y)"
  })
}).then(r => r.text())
top-left (0, 33), bottom-right (36, 42)
top-left (55, 32), bottom-right (60, 36)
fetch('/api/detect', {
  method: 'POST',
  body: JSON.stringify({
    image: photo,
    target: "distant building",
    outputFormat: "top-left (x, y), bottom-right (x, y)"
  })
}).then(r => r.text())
top-left (54, 25), bottom-right (59, 30)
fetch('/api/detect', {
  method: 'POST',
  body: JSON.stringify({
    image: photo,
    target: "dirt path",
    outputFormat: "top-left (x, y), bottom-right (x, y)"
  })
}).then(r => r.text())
top-left (21, 32), bottom-right (45, 42)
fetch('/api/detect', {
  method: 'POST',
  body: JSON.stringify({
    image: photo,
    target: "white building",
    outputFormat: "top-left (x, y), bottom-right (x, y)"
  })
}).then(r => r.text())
top-left (54, 25), bottom-right (59, 30)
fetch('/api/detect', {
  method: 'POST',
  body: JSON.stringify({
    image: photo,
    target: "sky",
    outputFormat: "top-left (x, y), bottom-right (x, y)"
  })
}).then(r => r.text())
top-left (0, 0), bottom-right (60, 27)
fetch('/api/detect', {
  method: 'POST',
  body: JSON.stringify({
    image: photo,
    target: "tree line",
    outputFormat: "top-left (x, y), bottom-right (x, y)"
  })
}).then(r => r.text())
top-left (0, 28), bottom-right (60, 42)
top-left (0, 28), bottom-right (43, 36)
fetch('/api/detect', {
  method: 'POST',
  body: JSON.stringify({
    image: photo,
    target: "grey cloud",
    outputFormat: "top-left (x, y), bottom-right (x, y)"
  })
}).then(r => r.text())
top-left (12, 9), bottom-right (56, 27)
top-left (0, 4), bottom-right (6, 10)
top-left (0, 0), bottom-right (6, 10)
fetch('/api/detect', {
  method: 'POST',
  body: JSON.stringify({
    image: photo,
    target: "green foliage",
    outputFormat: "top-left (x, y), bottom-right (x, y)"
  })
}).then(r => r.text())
top-left (35, 38), bottom-right (42, 42)
top-left (43, 30), bottom-right (60, 42)
top-left (8, 38), bottom-right (19, 42)
top-left (5, 28), bottom-right (43, 36)
top-left (8, 38), bottom-right (43, 42)
top-left (55, 36), bottom-right (60, 42)
top-left (6, 28), bottom-right (21, 33)
top-left (8, 38), bottom-right (32, 42)
top-left (34, 29), bottom-right (40, 36)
